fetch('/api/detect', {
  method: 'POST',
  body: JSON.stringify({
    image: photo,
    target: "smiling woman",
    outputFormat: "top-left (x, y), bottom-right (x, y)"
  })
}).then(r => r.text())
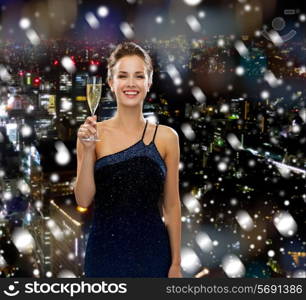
top-left (108, 55), bottom-right (150, 105)
top-left (74, 42), bottom-right (182, 278)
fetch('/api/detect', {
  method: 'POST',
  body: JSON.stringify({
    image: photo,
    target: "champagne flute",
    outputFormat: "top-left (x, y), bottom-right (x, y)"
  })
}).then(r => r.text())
top-left (81, 76), bottom-right (102, 141)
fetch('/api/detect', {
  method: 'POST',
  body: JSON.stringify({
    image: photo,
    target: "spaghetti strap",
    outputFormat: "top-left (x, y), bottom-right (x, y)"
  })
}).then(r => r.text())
top-left (141, 120), bottom-right (148, 141)
top-left (151, 122), bottom-right (159, 144)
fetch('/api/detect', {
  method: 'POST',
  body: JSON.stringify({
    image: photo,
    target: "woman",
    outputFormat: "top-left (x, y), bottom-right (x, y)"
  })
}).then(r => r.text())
top-left (74, 42), bottom-right (182, 278)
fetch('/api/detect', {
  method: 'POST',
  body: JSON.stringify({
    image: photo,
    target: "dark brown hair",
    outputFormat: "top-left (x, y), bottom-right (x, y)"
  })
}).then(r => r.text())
top-left (107, 42), bottom-right (153, 83)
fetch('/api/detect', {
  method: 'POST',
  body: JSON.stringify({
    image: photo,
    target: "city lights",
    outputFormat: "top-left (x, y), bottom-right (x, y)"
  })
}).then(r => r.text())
top-left (0, 0), bottom-right (305, 280)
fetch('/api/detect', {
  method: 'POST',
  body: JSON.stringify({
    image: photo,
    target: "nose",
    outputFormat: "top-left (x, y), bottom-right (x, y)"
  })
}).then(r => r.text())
top-left (127, 76), bottom-right (136, 87)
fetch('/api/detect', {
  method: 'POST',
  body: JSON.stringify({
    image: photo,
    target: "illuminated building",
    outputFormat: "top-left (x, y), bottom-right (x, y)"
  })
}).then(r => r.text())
top-left (49, 200), bottom-right (86, 277)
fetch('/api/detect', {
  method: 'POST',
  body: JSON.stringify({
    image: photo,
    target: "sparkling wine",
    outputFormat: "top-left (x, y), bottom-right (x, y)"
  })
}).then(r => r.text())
top-left (86, 83), bottom-right (102, 115)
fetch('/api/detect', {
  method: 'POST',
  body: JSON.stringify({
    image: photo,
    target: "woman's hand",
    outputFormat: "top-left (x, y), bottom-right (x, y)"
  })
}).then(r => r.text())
top-left (77, 116), bottom-right (97, 150)
top-left (168, 264), bottom-right (183, 278)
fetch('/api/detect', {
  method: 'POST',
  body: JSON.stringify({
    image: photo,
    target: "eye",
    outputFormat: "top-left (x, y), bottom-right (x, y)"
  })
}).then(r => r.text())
top-left (118, 75), bottom-right (126, 78)
top-left (137, 75), bottom-right (145, 78)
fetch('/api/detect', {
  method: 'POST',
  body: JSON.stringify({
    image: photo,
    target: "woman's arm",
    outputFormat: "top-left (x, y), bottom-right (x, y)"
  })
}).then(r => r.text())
top-left (74, 139), bottom-right (96, 207)
top-left (74, 118), bottom-right (98, 208)
top-left (162, 126), bottom-right (182, 275)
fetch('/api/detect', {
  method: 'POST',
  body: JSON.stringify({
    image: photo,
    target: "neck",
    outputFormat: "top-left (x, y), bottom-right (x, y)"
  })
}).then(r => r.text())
top-left (112, 105), bottom-right (146, 132)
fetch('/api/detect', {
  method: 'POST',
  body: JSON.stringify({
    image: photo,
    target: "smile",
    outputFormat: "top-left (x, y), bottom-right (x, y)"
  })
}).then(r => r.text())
top-left (123, 90), bottom-right (140, 98)
top-left (123, 91), bottom-right (139, 95)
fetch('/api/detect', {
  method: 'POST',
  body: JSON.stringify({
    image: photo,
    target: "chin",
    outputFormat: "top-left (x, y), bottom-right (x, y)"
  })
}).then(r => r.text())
top-left (118, 97), bottom-right (144, 107)
top-left (121, 102), bottom-right (143, 108)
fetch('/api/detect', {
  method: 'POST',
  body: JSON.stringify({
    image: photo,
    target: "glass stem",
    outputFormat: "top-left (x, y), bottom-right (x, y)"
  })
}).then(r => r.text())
top-left (93, 113), bottom-right (98, 140)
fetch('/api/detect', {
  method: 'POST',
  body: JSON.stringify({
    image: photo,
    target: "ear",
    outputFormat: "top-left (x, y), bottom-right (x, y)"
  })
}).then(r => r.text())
top-left (108, 79), bottom-right (114, 92)
top-left (147, 82), bottom-right (152, 93)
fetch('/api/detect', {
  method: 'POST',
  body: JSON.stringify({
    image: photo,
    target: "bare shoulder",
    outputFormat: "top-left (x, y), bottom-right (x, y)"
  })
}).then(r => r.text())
top-left (156, 124), bottom-right (179, 162)
top-left (158, 124), bottom-right (179, 142)
top-left (157, 124), bottom-right (179, 157)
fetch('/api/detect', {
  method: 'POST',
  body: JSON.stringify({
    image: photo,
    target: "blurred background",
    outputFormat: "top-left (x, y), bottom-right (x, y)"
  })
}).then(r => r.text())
top-left (0, 0), bottom-right (306, 278)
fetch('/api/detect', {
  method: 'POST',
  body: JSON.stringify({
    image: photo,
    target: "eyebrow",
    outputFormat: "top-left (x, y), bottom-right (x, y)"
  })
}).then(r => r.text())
top-left (118, 71), bottom-right (145, 74)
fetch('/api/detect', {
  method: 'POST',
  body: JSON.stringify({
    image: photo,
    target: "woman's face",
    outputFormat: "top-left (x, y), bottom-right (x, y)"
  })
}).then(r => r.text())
top-left (108, 55), bottom-right (151, 107)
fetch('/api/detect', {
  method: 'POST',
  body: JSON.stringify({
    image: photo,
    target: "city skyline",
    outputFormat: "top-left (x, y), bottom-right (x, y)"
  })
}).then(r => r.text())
top-left (0, 0), bottom-right (306, 279)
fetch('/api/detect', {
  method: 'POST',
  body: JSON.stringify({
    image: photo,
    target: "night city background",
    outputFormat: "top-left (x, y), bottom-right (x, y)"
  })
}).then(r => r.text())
top-left (0, 0), bottom-right (306, 278)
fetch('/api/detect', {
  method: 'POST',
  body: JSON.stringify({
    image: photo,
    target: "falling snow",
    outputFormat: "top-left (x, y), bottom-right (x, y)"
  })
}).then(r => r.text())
top-left (0, 0), bottom-right (305, 280)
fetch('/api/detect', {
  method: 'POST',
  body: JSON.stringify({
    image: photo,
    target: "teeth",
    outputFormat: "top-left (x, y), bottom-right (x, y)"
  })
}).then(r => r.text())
top-left (124, 91), bottom-right (138, 95)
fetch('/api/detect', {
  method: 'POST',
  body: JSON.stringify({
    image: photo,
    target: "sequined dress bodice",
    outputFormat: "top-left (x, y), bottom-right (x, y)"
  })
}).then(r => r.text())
top-left (84, 120), bottom-right (171, 277)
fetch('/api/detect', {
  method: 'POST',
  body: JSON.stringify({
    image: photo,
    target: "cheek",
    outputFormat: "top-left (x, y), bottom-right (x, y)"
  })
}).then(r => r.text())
top-left (113, 81), bottom-right (122, 91)
top-left (141, 80), bottom-right (149, 91)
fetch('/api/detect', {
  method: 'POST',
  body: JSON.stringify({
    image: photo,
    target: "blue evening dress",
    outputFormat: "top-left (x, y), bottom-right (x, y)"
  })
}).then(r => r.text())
top-left (84, 120), bottom-right (171, 277)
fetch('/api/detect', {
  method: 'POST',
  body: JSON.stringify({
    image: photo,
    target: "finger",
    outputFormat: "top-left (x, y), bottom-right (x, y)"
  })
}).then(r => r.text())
top-left (84, 117), bottom-right (91, 124)
top-left (86, 118), bottom-right (97, 129)
top-left (89, 115), bottom-right (97, 123)
top-left (78, 132), bottom-right (91, 140)
top-left (77, 129), bottom-right (87, 138)
top-left (88, 127), bottom-right (96, 135)
top-left (85, 116), bottom-right (96, 125)
top-left (82, 124), bottom-right (96, 134)
top-left (91, 116), bottom-right (97, 126)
